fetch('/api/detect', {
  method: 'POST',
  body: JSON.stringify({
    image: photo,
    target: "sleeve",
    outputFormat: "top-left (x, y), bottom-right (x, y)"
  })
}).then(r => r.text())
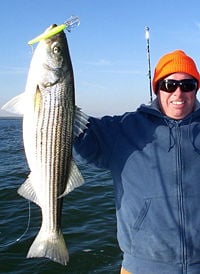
top-left (73, 115), bottom-right (120, 170)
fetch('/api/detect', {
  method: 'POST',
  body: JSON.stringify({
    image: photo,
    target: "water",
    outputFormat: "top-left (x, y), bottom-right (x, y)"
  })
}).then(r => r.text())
top-left (0, 118), bottom-right (122, 274)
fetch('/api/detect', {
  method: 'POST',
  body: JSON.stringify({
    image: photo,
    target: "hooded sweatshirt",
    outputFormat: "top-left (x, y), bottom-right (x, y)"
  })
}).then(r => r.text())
top-left (74, 100), bottom-right (200, 274)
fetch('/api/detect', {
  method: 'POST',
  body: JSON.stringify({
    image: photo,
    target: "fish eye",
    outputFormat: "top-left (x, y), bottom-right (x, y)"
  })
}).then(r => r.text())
top-left (51, 42), bottom-right (62, 55)
top-left (53, 46), bottom-right (61, 54)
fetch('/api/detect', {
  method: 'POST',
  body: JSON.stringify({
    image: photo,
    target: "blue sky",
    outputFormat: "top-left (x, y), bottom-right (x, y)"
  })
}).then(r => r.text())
top-left (1, 0), bottom-right (200, 116)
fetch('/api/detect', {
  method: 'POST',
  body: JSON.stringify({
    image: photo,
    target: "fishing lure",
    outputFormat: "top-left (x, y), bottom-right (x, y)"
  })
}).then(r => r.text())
top-left (28, 15), bottom-right (80, 45)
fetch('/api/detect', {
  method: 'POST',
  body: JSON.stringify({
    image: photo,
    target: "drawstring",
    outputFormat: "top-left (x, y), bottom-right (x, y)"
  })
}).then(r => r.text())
top-left (187, 116), bottom-right (193, 148)
top-left (164, 116), bottom-right (200, 154)
top-left (163, 119), bottom-right (176, 152)
top-left (187, 115), bottom-right (200, 154)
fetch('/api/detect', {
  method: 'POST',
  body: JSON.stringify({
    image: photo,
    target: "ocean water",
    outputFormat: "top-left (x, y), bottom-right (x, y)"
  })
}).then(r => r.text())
top-left (0, 118), bottom-right (122, 274)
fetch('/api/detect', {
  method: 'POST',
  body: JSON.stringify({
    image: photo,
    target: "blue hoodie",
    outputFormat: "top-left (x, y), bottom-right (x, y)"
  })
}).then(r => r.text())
top-left (74, 100), bottom-right (200, 274)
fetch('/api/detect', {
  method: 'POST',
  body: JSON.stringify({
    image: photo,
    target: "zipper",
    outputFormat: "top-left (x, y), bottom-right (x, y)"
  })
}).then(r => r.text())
top-left (175, 122), bottom-right (187, 272)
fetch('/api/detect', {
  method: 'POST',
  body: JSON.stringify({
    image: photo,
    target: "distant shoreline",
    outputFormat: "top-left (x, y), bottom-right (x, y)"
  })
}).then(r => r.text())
top-left (0, 116), bottom-right (22, 120)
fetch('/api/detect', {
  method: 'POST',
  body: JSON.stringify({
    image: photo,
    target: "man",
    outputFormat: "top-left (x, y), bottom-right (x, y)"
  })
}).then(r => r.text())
top-left (74, 50), bottom-right (200, 273)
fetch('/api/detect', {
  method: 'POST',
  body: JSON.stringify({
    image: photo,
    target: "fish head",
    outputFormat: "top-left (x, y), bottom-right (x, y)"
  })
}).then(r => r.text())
top-left (29, 24), bottom-right (73, 89)
top-left (44, 24), bottom-right (67, 70)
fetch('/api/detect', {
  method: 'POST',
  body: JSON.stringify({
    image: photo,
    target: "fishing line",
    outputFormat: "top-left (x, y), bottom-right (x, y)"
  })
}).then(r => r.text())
top-left (0, 200), bottom-right (31, 248)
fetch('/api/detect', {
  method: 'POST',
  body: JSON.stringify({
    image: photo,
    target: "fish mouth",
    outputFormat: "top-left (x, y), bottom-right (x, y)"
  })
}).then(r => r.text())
top-left (45, 24), bottom-right (58, 32)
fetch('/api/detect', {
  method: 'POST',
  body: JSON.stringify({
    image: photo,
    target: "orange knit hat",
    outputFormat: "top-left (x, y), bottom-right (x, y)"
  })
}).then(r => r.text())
top-left (152, 50), bottom-right (200, 93)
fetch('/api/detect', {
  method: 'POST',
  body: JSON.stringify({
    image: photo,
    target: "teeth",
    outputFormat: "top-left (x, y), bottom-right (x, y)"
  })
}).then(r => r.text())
top-left (172, 101), bottom-right (184, 105)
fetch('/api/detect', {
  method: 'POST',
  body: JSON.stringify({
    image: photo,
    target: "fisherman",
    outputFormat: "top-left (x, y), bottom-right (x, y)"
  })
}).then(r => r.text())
top-left (74, 50), bottom-right (200, 274)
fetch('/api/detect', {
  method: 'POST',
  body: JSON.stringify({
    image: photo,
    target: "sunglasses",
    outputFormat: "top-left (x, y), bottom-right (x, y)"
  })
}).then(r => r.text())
top-left (158, 79), bottom-right (198, 93)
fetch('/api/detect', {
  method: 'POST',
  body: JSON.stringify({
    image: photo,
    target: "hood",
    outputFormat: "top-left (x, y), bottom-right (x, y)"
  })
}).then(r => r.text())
top-left (137, 98), bottom-right (200, 121)
top-left (137, 99), bottom-right (200, 152)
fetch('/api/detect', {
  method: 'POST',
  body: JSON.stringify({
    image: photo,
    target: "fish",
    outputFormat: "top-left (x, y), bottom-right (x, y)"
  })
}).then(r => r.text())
top-left (2, 24), bottom-right (88, 265)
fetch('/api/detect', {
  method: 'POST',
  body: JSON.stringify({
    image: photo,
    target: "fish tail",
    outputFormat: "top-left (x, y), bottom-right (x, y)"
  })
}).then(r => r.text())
top-left (27, 228), bottom-right (69, 265)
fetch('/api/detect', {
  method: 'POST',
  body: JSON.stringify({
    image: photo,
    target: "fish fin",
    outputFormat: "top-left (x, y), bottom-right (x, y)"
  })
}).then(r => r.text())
top-left (1, 87), bottom-right (41, 115)
top-left (60, 160), bottom-right (84, 197)
top-left (1, 93), bottom-right (27, 115)
top-left (73, 106), bottom-right (89, 137)
top-left (27, 228), bottom-right (69, 266)
top-left (17, 175), bottom-right (41, 207)
top-left (34, 85), bottom-right (42, 113)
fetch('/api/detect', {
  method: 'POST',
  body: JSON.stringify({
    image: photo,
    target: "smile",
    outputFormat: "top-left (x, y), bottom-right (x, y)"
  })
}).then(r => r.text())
top-left (171, 101), bottom-right (184, 105)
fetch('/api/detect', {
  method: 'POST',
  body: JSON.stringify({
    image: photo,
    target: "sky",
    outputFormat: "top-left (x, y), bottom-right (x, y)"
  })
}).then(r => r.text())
top-left (1, 0), bottom-right (200, 117)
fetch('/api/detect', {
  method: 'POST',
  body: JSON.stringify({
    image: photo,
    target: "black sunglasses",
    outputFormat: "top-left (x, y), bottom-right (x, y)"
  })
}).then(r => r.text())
top-left (158, 79), bottom-right (198, 93)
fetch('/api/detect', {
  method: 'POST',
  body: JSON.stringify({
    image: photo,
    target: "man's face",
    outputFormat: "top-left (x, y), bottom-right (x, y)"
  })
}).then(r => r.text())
top-left (157, 73), bottom-right (197, 119)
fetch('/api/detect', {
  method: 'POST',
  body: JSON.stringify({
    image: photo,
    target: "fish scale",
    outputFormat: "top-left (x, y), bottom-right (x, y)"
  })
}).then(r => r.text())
top-left (35, 89), bottom-right (72, 226)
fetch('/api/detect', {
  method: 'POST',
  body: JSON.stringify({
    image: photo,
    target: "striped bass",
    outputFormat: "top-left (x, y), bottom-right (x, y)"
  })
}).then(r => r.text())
top-left (2, 24), bottom-right (87, 265)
